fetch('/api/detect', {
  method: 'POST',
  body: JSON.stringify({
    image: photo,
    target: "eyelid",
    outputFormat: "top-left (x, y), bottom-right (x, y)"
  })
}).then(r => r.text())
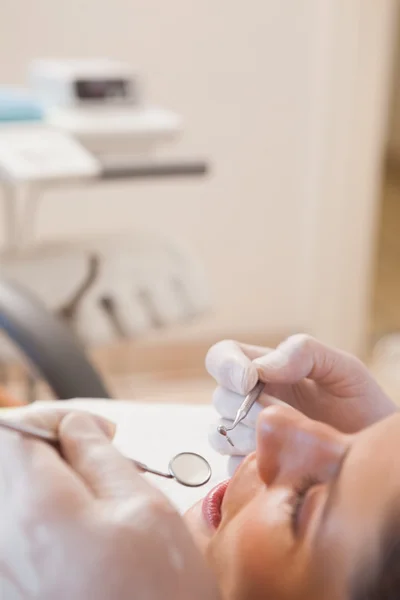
top-left (290, 477), bottom-right (321, 535)
top-left (319, 447), bottom-right (351, 526)
top-left (294, 483), bottom-right (326, 538)
top-left (290, 447), bottom-right (350, 538)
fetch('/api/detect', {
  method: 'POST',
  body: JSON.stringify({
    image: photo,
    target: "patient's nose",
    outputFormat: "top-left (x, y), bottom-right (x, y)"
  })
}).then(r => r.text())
top-left (256, 405), bottom-right (350, 487)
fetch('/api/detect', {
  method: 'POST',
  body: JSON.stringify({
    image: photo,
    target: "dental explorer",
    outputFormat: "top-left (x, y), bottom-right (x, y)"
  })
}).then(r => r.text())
top-left (217, 380), bottom-right (264, 447)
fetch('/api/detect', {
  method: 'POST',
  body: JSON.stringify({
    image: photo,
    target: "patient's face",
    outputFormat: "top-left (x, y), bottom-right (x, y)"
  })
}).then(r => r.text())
top-left (185, 406), bottom-right (400, 599)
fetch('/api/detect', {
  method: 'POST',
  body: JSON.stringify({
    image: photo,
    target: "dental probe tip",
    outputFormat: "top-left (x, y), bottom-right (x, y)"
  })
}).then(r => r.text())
top-left (217, 425), bottom-right (235, 447)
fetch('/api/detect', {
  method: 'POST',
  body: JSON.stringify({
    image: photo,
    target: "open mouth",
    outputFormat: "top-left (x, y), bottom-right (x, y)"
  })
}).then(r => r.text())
top-left (202, 480), bottom-right (230, 529)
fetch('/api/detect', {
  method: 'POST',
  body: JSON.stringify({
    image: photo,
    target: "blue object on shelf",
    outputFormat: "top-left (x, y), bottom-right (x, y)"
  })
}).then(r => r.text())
top-left (0, 87), bottom-right (44, 122)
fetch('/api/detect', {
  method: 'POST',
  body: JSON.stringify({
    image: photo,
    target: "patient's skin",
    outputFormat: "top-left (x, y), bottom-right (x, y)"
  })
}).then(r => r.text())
top-left (185, 406), bottom-right (400, 599)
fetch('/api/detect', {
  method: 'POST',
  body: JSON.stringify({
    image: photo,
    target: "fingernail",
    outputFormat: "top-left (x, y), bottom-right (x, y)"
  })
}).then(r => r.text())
top-left (93, 416), bottom-right (117, 439)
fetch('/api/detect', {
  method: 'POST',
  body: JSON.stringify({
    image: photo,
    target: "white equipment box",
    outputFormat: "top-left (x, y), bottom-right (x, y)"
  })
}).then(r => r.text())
top-left (29, 58), bottom-right (139, 108)
top-left (29, 59), bottom-right (181, 154)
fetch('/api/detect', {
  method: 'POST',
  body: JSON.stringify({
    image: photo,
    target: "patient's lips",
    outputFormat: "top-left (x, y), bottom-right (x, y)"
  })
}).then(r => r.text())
top-left (202, 480), bottom-right (230, 529)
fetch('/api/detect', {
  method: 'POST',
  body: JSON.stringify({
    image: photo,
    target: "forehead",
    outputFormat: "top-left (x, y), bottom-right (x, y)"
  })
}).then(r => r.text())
top-left (317, 415), bottom-right (400, 589)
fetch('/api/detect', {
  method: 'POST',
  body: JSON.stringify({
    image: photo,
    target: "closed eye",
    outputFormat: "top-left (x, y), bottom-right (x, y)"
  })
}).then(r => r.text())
top-left (289, 448), bottom-right (350, 537)
top-left (289, 476), bottom-right (321, 535)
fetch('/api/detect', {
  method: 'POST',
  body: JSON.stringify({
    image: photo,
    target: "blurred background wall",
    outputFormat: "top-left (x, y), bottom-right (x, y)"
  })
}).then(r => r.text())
top-left (0, 0), bottom-right (398, 361)
top-left (388, 19), bottom-right (400, 163)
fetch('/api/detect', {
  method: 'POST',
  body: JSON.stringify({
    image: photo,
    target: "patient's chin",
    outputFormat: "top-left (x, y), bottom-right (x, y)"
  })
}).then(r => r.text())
top-left (184, 499), bottom-right (214, 555)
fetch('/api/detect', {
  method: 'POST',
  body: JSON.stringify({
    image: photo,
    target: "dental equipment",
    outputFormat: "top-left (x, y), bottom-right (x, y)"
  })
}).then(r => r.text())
top-left (0, 418), bottom-right (212, 488)
top-left (29, 59), bottom-right (140, 109)
top-left (217, 380), bottom-right (264, 447)
top-left (28, 59), bottom-right (181, 156)
top-left (134, 453), bottom-right (211, 487)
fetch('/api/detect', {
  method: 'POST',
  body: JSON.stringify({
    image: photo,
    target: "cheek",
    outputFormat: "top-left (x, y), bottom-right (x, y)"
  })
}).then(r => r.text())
top-left (184, 500), bottom-right (214, 556)
top-left (222, 455), bottom-right (260, 519)
top-left (208, 491), bottom-right (296, 599)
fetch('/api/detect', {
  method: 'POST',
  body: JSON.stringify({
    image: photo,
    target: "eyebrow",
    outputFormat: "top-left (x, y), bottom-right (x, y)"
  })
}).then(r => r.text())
top-left (320, 447), bottom-right (351, 525)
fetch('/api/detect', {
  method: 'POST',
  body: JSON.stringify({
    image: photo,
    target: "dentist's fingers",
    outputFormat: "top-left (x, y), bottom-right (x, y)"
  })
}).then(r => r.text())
top-left (212, 387), bottom-right (264, 427)
top-left (206, 340), bottom-right (267, 395)
top-left (206, 335), bottom-right (365, 397)
top-left (10, 407), bottom-right (116, 441)
top-left (0, 413), bottom-right (92, 514)
top-left (208, 419), bottom-right (256, 456)
top-left (59, 412), bottom-right (160, 501)
top-left (212, 386), bottom-right (289, 427)
top-left (254, 334), bottom-right (361, 385)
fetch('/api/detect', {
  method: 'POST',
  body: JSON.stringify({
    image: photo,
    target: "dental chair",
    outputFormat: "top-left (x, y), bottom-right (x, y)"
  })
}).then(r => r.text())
top-left (0, 231), bottom-right (209, 402)
top-left (0, 277), bottom-right (110, 401)
top-left (0, 71), bottom-right (210, 403)
top-left (1, 231), bottom-right (209, 345)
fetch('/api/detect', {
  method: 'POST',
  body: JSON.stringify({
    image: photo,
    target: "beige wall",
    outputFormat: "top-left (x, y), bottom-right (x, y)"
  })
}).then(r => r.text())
top-left (388, 8), bottom-right (400, 159)
top-left (0, 0), bottom-right (397, 352)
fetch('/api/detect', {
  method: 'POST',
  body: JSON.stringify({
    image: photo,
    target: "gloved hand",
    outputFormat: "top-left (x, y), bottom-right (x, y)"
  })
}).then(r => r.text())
top-left (206, 334), bottom-right (397, 469)
top-left (0, 409), bottom-right (220, 600)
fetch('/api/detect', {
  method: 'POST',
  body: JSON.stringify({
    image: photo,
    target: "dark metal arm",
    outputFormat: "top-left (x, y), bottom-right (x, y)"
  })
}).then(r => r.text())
top-left (100, 159), bottom-right (208, 180)
top-left (0, 277), bottom-right (111, 400)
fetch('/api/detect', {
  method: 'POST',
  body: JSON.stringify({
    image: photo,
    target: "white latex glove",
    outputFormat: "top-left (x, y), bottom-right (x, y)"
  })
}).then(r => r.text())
top-left (0, 409), bottom-right (220, 600)
top-left (206, 335), bottom-right (397, 472)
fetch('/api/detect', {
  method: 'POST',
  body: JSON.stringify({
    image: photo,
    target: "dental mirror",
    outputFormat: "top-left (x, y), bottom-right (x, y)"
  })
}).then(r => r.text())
top-left (0, 419), bottom-right (213, 488)
top-left (169, 452), bottom-right (212, 487)
top-left (134, 452), bottom-right (212, 487)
